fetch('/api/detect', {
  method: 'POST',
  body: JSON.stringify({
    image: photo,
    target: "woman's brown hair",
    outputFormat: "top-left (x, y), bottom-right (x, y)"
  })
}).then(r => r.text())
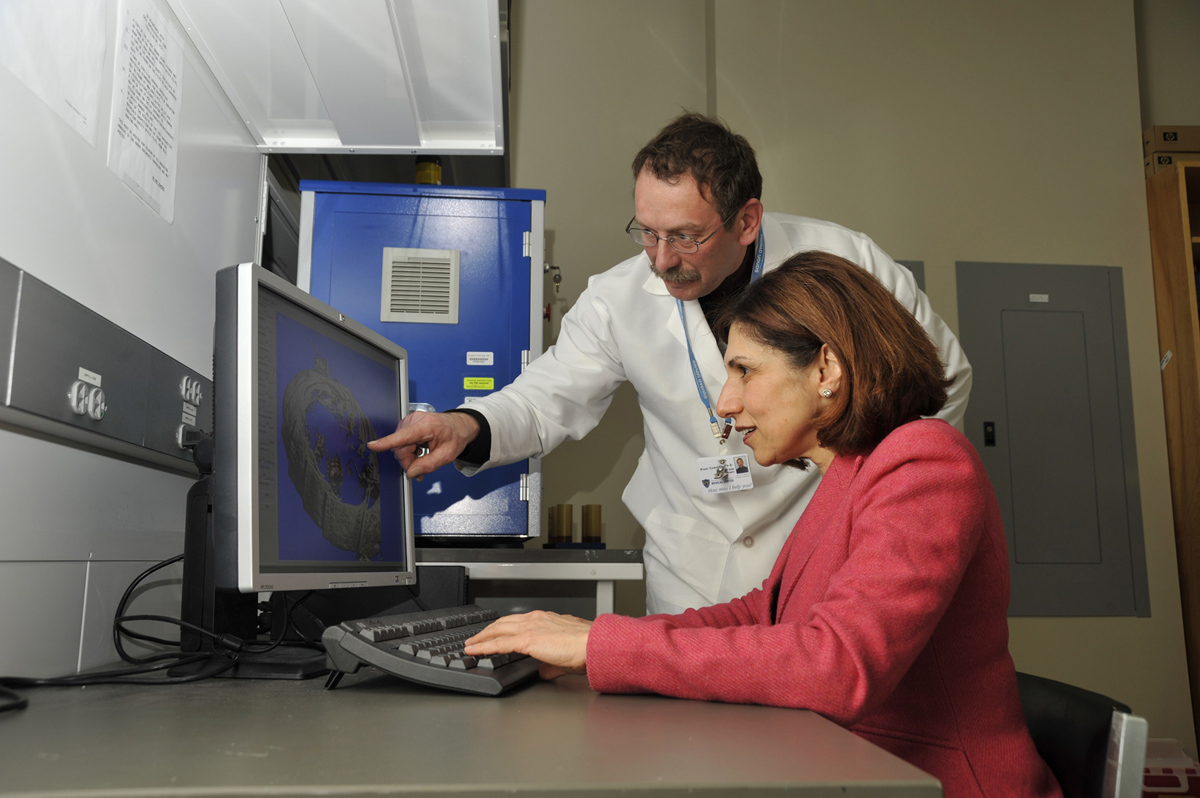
top-left (716, 250), bottom-right (952, 456)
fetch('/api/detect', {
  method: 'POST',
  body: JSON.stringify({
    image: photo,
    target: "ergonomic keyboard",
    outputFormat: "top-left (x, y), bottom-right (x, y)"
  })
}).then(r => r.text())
top-left (321, 603), bottom-right (541, 696)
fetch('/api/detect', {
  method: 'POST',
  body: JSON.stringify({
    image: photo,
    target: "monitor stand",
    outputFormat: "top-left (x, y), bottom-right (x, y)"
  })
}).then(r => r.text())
top-left (171, 443), bottom-right (326, 680)
top-left (169, 440), bottom-right (468, 680)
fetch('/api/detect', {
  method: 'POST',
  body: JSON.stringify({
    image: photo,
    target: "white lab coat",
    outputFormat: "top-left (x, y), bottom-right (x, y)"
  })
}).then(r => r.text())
top-left (461, 213), bottom-right (972, 615)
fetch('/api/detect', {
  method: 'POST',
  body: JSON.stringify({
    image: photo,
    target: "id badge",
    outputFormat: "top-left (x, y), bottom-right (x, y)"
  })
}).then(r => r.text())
top-left (697, 455), bottom-right (754, 495)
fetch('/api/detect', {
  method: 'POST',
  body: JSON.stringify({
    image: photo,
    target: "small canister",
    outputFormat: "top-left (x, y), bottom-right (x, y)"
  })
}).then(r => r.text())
top-left (415, 155), bottom-right (442, 185)
top-left (582, 504), bottom-right (602, 544)
top-left (555, 504), bottom-right (574, 544)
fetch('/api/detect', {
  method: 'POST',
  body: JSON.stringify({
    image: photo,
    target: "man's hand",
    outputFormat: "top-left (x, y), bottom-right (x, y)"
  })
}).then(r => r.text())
top-left (464, 611), bottom-right (592, 680)
top-left (367, 411), bottom-right (480, 480)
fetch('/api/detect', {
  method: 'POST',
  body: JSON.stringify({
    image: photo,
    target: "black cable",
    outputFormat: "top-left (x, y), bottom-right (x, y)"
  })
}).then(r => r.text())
top-left (282, 591), bottom-right (323, 649)
top-left (0, 685), bottom-right (28, 713)
top-left (0, 557), bottom-right (224, 704)
top-left (3, 553), bottom-right (332, 709)
top-left (112, 555), bottom-right (185, 663)
top-left (0, 653), bottom-right (238, 688)
top-left (0, 554), bottom-right (201, 709)
top-left (109, 554), bottom-right (282, 659)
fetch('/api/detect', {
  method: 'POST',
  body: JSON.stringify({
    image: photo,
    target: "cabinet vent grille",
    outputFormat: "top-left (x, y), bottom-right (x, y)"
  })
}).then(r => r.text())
top-left (381, 248), bottom-right (460, 324)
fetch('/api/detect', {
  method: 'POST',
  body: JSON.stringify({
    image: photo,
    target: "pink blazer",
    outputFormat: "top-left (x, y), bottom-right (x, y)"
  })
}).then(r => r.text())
top-left (588, 419), bottom-right (1061, 798)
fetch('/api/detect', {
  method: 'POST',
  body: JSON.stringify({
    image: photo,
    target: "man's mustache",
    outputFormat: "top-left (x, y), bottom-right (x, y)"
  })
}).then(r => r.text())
top-left (648, 262), bottom-right (700, 284)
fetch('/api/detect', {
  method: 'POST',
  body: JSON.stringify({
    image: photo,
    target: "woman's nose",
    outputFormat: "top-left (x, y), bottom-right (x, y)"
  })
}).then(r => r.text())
top-left (715, 381), bottom-right (739, 419)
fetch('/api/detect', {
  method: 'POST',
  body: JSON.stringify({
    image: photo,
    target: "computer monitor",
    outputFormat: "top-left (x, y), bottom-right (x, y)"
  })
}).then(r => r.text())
top-left (212, 262), bottom-right (415, 593)
top-left (178, 263), bottom-right (417, 677)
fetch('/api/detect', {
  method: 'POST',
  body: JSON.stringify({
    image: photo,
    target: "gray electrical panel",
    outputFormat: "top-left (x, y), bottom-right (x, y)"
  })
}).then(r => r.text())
top-left (0, 257), bottom-right (211, 475)
top-left (957, 261), bottom-right (1150, 616)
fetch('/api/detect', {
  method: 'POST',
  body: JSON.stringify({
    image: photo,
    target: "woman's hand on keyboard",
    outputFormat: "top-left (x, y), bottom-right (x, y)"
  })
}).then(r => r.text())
top-left (464, 611), bottom-right (591, 680)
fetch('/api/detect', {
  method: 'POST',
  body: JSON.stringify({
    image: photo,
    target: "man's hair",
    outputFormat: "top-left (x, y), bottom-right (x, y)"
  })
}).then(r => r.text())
top-left (631, 112), bottom-right (762, 225)
top-left (715, 251), bottom-right (952, 457)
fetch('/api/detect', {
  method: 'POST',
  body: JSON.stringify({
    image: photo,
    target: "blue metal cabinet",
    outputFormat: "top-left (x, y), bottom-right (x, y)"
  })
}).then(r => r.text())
top-left (299, 181), bottom-right (545, 540)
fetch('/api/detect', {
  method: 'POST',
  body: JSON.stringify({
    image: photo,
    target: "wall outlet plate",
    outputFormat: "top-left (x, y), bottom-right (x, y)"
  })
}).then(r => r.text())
top-left (0, 257), bottom-right (211, 476)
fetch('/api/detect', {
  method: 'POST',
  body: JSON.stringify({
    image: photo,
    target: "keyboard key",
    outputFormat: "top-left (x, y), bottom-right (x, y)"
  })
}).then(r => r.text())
top-left (366, 624), bottom-right (409, 643)
top-left (482, 652), bottom-right (529, 669)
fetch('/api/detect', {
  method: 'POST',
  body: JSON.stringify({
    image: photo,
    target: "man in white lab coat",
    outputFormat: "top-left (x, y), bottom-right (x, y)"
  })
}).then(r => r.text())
top-left (369, 113), bottom-right (971, 615)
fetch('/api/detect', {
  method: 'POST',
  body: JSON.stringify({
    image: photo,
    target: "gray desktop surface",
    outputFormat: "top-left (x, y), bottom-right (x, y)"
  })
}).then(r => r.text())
top-left (0, 670), bottom-right (941, 797)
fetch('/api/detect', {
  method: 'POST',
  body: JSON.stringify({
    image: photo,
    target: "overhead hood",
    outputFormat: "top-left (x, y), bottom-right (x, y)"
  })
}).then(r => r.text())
top-left (166, 0), bottom-right (505, 155)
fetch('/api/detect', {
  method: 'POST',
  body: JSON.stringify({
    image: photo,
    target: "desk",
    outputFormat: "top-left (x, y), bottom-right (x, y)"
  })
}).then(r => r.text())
top-left (0, 671), bottom-right (941, 797)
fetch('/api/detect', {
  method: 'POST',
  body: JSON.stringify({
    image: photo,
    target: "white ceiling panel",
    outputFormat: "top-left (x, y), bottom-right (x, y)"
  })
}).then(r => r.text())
top-left (167, 0), bottom-right (504, 154)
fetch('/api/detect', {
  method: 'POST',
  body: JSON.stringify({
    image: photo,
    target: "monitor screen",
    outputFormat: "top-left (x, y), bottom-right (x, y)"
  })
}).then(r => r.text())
top-left (212, 263), bottom-right (415, 593)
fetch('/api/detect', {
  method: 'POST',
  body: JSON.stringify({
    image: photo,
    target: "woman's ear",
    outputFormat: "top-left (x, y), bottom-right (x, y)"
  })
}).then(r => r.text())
top-left (818, 344), bottom-right (844, 395)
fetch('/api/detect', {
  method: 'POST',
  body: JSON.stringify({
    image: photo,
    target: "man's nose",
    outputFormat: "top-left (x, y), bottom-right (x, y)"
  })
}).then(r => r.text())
top-left (654, 238), bottom-right (681, 268)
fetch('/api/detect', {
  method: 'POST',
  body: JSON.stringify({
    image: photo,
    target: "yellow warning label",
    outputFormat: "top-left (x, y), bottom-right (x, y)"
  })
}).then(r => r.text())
top-left (463, 377), bottom-right (495, 391)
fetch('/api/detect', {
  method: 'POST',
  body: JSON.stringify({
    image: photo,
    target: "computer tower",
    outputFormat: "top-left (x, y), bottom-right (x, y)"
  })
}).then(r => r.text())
top-left (298, 181), bottom-right (545, 543)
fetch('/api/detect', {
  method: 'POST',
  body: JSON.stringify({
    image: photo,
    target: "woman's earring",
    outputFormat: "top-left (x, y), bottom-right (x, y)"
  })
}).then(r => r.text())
top-left (820, 388), bottom-right (833, 398)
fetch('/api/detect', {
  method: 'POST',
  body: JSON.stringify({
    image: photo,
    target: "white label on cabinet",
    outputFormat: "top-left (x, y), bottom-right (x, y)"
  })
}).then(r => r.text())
top-left (466, 351), bottom-right (494, 366)
top-left (1029, 294), bottom-right (1050, 303)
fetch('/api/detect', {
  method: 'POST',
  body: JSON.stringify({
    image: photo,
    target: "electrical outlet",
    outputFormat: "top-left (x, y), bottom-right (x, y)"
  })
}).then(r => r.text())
top-left (0, 257), bottom-right (211, 475)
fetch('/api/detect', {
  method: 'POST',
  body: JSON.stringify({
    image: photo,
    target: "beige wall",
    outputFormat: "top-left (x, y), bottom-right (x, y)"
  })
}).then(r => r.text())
top-left (510, 0), bottom-right (1195, 753)
top-left (1136, 0), bottom-right (1200, 128)
top-left (509, 0), bottom-right (710, 617)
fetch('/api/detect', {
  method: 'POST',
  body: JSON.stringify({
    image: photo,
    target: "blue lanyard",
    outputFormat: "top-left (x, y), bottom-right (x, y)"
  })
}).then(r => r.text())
top-left (677, 226), bottom-right (766, 446)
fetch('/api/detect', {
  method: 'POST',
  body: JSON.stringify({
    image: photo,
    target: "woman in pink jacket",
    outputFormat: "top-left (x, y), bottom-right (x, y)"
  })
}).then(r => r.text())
top-left (466, 250), bottom-right (1062, 798)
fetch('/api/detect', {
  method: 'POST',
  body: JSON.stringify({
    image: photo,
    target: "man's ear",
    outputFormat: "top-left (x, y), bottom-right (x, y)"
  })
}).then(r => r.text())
top-left (737, 199), bottom-right (764, 247)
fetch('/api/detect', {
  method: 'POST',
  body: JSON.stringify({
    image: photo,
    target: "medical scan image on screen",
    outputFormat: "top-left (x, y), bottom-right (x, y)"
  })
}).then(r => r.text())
top-left (280, 339), bottom-right (382, 559)
top-left (264, 305), bottom-right (405, 568)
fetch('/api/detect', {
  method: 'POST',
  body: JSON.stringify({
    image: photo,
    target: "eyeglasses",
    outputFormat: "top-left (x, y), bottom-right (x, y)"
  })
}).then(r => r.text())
top-left (625, 210), bottom-right (737, 254)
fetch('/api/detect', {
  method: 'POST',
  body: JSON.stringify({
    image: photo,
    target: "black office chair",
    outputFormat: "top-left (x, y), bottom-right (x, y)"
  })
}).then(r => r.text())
top-left (1016, 671), bottom-right (1147, 798)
